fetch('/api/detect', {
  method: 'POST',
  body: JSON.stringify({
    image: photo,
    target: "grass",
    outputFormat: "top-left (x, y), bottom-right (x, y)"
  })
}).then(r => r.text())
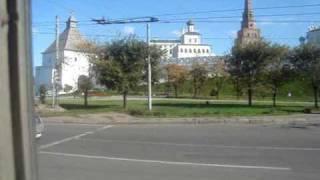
top-left (39, 97), bottom-right (308, 118)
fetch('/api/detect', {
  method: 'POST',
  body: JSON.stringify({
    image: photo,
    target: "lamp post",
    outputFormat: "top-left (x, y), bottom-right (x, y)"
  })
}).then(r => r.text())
top-left (146, 23), bottom-right (152, 111)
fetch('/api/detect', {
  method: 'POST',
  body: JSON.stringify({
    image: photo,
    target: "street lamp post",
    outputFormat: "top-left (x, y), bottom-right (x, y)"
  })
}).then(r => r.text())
top-left (52, 15), bottom-right (59, 108)
top-left (147, 23), bottom-right (152, 111)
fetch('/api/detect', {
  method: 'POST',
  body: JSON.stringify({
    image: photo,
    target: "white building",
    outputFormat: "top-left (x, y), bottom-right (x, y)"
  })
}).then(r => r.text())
top-left (149, 39), bottom-right (180, 58)
top-left (35, 16), bottom-right (91, 94)
top-left (150, 20), bottom-right (213, 60)
top-left (307, 26), bottom-right (320, 46)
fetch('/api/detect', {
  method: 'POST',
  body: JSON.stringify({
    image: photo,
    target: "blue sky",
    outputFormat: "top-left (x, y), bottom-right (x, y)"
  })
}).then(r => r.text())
top-left (32, 0), bottom-right (320, 67)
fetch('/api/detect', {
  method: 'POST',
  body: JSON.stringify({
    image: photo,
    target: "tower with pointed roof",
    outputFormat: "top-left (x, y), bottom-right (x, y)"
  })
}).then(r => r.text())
top-left (35, 16), bottom-right (91, 94)
top-left (236, 0), bottom-right (261, 45)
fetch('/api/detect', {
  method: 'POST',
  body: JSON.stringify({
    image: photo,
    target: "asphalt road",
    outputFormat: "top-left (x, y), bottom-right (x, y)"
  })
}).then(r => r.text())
top-left (37, 122), bottom-right (320, 180)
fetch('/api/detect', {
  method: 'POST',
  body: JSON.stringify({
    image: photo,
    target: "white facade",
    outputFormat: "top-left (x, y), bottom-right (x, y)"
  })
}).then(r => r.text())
top-left (35, 16), bottom-right (91, 94)
top-left (61, 50), bottom-right (90, 90)
top-left (173, 45), bottom-right (211, 58)
top-left (150, 40), bottom-right (180, 58)
top-left (307, 27), bottom-right (320, 46)
top-left (150, 20), bottom-right (213, 60)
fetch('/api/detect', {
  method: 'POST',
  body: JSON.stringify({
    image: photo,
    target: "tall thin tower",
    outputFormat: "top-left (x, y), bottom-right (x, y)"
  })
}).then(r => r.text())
top-left (236, 0), bottom-right (261, 45)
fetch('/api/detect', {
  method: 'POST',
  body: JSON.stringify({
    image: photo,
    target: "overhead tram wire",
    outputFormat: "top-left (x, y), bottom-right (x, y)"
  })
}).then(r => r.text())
top-left (32, 12), bottom-right (320, 28)
top-left (33, 18), bottom-right (320, 28)
top-left (161, 12), bottom-right (320, 21)
top-left (158, 20), bottom-right (320, 24)
top-left (148, 3), bottom-right (320, 17)
top-left (32, 3), bottom-right (320, 26)
top-left (31, 31), bottom-right (302, 41)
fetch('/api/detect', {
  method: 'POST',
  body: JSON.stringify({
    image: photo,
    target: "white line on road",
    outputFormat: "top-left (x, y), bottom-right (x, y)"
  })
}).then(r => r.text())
top-left (39, 125), bottom-right (113, 150)
top-left (78, 138), bottom-right (320, 151)
top-left (44, 123), bottom-right (104, 127)
top-left (40, 151), bottom-right (291, 171)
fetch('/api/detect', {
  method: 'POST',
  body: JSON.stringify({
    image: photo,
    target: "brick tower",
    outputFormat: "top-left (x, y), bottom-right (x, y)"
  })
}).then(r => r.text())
top-left (236, 0), bottom-right (261, 45)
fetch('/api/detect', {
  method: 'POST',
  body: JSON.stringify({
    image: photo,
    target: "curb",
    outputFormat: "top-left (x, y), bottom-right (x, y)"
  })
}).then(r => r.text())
top-left (43, 115), bottom-right (312, 126)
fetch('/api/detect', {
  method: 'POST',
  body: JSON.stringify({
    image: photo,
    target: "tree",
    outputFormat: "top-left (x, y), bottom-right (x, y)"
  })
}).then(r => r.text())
top-left (64, 84), bottom-right (73, 93)
top-left (78, 75), bottom-right (93, 107)
top-left (190, 63), bottom-right (208, 98)
top-left (210, 59), bottom-right (229, 99)
top-left (289, 43), bottom-right (320, 108)
top-left (227, 40), bottom-right (273, 106)
top-left (165, 64), bottom-right (189, 98)
top-left (264, 44), bottom-right (290, 107)
top-left (39, 85), bottom-right (47, 104)
top-left (144, 45), bottom-right (165, 85)
top-left (93, 36), bottom-right (162, 109)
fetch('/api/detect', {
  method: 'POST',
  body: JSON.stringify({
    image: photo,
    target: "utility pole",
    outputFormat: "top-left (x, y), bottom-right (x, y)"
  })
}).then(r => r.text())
top-left (147, 23), bottom-right (152, 111)
top-left (52, 15), bottom-right (59, 108)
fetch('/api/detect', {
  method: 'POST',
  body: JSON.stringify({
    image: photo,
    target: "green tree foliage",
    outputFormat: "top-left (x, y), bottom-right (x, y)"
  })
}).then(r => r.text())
top-left (64, 84), bottom-right (73, 93)
top-left (39, 85), bottom-right (47, 104)
top-left (210, 59), bottom-right (229, 99)
top-left (190, 63), bottom-right (208, 98)
top-left (289, 43), bottom-right (320, 108)
top-left (78, 75), bottom-right (93, 107)
top-left (227, 40), bottom-right (273, 106)
top-left (93, 36), bottom-right (163, 109)
top-left (165, 64), bottom-right (189, 98)
top-left (144, 45), bottom-right (165, 84)
top-left (264, 44), bottom-right (290, 107)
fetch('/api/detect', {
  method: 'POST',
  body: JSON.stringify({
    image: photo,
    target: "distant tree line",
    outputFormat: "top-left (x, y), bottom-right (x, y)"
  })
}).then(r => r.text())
top-left (73, 36), bottom-right (320, 109)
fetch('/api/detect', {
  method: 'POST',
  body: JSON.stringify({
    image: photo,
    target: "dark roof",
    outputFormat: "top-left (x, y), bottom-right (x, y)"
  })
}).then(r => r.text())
top-left (151, 39), bottom-right (181, 43)
top-left (184, 32), bottom-right (201, 35)
top-left (43, 16), bottom-right (87, 54)
top-left (187, 20), bottom-right (194, 26)
top-left (177, 44), bottom-right (210, 47)
top-left (309, 28), bottom-right (320, 33)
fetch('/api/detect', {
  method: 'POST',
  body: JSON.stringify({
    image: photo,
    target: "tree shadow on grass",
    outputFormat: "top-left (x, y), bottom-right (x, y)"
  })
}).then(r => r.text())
top-left (152, 102), bottom-right (304, 112)
top-left (60, 104), bottom-right (118, 110)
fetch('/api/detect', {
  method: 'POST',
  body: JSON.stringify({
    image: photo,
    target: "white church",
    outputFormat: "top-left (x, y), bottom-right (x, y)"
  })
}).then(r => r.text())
top-left (151, 20), bottom-right (214, 59)
top-left (35, 16), bottom-right (91, 94)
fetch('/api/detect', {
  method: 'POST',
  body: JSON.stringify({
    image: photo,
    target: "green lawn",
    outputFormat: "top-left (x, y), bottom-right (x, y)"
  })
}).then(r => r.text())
top-left (40, 98), bottom-right (308, 118)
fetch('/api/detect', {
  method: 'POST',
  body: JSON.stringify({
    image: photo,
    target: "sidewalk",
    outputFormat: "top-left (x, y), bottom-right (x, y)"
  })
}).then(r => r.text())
top-left (43, 113), bottom-right (320, 126)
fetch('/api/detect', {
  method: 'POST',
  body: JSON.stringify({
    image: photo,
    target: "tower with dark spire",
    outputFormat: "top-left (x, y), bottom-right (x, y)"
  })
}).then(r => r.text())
top-left (236, 0), bottom-right (261, 45)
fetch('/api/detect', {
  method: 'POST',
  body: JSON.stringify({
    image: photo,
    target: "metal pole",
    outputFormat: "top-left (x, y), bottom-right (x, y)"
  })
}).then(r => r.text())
top-left (52, 16), bottom-right (59, 108)
top-left (147, 23), bottom-right (152, 111)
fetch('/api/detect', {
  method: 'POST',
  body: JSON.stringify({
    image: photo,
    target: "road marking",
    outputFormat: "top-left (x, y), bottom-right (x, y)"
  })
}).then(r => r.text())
top-left (40, 151), bottom-right (291, 171)
top-left (39, 125), bottom-right (113, 150)
top-left (79, 138), bottom-right (320, 151)
top-left (45, 123), bottom-right (104, 127)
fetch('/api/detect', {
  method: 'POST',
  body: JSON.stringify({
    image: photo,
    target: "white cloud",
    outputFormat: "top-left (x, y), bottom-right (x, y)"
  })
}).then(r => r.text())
top-left (258, 18), bottom-right (291, 27)
top-left (171, 30), bottom-right (182, 37)
top-left (228, 30), bottom-right (238, 38)
top-left (122, 26), bottom-right (135, 35)
top-left (32, 27), bottom-right (39, 33)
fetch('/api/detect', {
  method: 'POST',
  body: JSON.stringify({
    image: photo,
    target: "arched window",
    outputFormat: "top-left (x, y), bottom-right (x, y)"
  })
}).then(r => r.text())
top-left (189, 49), bottom-right (192, 53)
top-left (207, 49), bottom-right (209, 53)
top-left (198, 49), bottom-right (201, 53)
top-left (194, 49), bottom-right (196, 53)
top-left (185, 49), bottom-right (187, 53)
top-left (180, 49), bottom-right (183, 53)
top-left (202, 49), bottom-right (205, 53)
